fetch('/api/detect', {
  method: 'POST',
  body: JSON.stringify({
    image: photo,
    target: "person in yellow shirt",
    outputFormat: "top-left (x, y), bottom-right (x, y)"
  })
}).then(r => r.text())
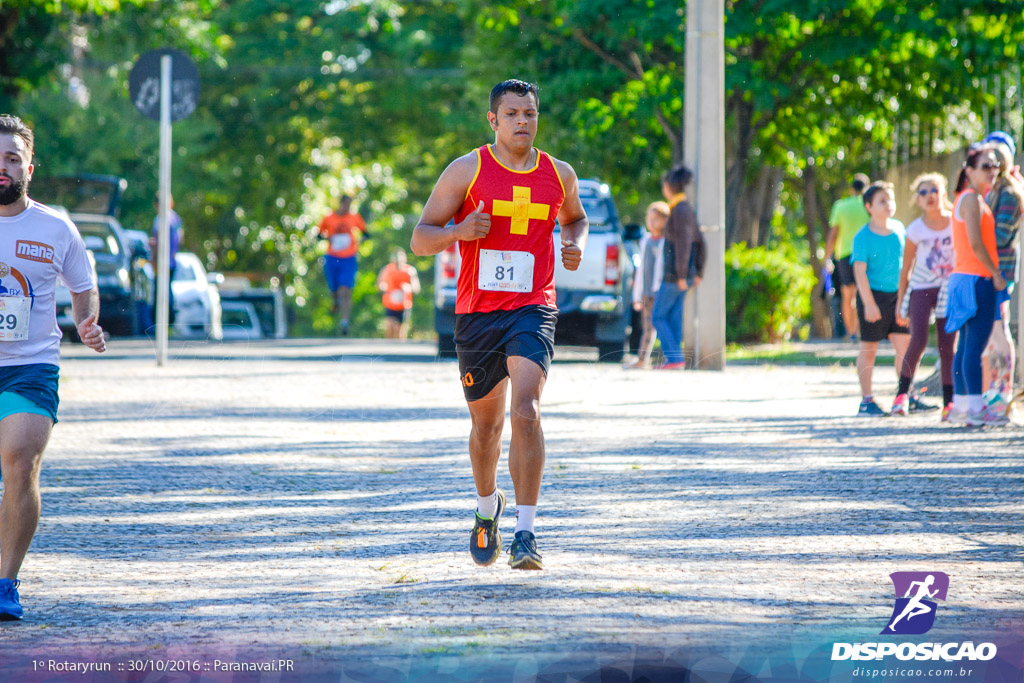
top-left (825, 174), bottom-right (871, 341)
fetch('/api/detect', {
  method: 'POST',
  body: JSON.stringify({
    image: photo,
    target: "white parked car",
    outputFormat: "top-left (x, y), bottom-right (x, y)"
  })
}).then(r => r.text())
top-left (172, 252), bottom-right (223, 340)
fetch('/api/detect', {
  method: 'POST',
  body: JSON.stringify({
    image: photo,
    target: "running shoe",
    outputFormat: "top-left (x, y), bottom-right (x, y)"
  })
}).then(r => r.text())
top-left (908, 395), bottom-right (938, 413)
top-left (508, 530), bottom-right (543, 570)
top-left (946, 408), bottom-right (971, 425)
top-left (857, 400), bottom-right (888, 417)
top-left (966, 408), bottom-right (1010, 426)
top-left (0, 579), bottom-right (22, 620)
top-left (948, 407), bottom-right (1010, 426)
top-left (890, 394), bottom-right (909, 416)
top-left (470, 489), bottom-right (506, 566)
top-left (941, 403), bottom-right (954, 423)
top-left (656, 361), bottom-right (686, 370)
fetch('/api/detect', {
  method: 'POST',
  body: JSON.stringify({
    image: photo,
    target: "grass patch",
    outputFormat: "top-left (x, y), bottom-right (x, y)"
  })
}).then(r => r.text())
top-left (393, 572), bottom-right (419, 584)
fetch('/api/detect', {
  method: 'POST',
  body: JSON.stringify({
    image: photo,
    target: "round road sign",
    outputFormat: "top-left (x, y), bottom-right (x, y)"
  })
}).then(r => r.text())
top-left (129, 48), bottom-right (200, 122)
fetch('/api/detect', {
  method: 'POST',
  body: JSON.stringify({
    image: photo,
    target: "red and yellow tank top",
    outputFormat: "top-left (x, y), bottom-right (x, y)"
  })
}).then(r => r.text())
top-left (453, 145), bottom-right (566, 314)
top-left (951, 190), bottom-right (998, 277)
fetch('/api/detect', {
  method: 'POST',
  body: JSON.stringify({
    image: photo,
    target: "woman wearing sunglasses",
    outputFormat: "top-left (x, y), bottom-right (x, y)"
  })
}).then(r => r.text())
top-left (893, 173), bottom-right (955, 418)
top-left (944, 148), bottom-right (1009, 425)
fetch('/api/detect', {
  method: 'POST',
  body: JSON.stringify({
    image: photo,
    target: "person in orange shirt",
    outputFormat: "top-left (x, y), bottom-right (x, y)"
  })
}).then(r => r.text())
top-left (319, 195), bottom-right (365, 336)
top-left (376, 248), bottom-right (420, 339)
top-left (944, 147), bottom-right (1008, 426)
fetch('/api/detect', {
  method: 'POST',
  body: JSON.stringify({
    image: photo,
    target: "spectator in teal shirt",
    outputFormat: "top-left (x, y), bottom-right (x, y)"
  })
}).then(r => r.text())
top-left (851, 181), bottom-right (910, 417)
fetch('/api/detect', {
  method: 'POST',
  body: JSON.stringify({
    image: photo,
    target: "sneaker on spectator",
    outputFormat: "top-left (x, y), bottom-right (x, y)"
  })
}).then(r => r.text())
top-left (966, 407), bottom-right (1010, 426)
top-left (891, 394), bottom-right (909, 416)
top-left (908, 395), bottom-right (938, 413)
top-left (857, 400), bottom-right (888, 417)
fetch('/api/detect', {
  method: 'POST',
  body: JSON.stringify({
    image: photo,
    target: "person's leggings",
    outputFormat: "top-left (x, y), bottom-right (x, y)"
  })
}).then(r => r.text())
top-left (901, 287), bottom-right (956, 386)
top-left (953, 278), bottom-right (997, 396)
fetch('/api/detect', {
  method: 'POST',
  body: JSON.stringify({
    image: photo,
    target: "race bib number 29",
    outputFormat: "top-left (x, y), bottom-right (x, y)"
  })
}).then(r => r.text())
top-left (0, 296), bottom-right (31, 341)
top-left (478, 249), bottom-right (534, 293)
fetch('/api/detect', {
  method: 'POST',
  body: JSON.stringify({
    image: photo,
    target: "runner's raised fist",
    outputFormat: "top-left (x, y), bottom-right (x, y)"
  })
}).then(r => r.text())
top-left (454, 201), bottom-right (491, 241)
top-left (560, 239), bottom-right (582, 271)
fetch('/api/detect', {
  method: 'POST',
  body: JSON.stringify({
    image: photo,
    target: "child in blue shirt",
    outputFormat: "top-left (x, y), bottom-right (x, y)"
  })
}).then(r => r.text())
top-left (851, 181), bottom-right (910, 416)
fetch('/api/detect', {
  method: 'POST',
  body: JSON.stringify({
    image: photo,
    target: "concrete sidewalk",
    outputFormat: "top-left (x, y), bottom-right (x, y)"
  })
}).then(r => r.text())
top-left (1, 338), bottom-right (1021, 678)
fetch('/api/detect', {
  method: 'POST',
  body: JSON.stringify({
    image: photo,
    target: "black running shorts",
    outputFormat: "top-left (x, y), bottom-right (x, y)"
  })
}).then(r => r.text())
top-left (835, 256), bottom-right (856, 289)
top-left (455, 305), bottom-right (558, 402)
top-left (857, 289), bottom-right (910, 342)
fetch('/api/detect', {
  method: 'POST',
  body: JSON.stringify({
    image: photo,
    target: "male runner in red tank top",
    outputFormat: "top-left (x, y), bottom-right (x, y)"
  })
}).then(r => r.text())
top-left (411, 80), bottom-right (589, 570)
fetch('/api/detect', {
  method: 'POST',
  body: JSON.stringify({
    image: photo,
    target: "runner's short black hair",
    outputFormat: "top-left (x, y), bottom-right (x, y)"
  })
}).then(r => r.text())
top-left (862, 181), bottom-right (894, 207)
top-left (489, 80), bottom-right (540, 114)
top-left (851, 173), bottom-right (870, 193)
top-left (0, 114), bottom-right (34, 159)
top-left (661, 165), bottom-right (693, 194)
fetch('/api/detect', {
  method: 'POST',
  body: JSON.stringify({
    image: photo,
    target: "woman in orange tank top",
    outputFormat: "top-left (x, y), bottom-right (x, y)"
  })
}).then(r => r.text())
top-left (944, 147), bottom-right (1009, 425)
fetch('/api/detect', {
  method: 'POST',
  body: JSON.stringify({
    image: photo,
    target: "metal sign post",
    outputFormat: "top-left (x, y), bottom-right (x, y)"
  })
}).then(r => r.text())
top-left (156, 56), bottom-right (172, 366)
top-left (129, 48), bottom-right (200, 366)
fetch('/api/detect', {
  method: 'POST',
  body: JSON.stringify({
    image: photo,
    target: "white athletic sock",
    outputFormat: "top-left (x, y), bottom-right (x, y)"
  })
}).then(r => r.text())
top-left (968, 394), bottom-right (985, 413)
top-left (953, 395), bottom-right (968, 413)
top-left (514, 505), bottom-right (536, 534)
top-left (476, 490), bottom-right (498, 519)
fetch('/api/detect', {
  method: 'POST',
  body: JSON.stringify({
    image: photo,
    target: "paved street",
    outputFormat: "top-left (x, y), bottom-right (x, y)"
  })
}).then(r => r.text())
top-left (0, 338), bottom-right (1022, 680)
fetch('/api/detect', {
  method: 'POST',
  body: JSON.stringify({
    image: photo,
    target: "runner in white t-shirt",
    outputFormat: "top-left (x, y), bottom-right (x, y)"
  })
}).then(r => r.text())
top-left (0, 115), bottom-right (105, 620)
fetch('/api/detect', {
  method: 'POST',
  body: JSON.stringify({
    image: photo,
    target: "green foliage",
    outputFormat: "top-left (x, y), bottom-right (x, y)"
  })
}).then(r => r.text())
top-left (725, 241), bottom-right (814, 343)
top-left (11, 0), bottom-right (1024, 341)
top-left (0, 0), bottom-right (160, 110)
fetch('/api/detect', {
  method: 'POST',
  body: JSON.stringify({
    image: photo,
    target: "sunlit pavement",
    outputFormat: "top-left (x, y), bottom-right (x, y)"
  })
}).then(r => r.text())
top-left (1, 337), bottom-right (1021, 673)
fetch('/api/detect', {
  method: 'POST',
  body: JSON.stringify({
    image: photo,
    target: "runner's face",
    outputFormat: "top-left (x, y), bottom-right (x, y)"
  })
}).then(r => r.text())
top-left (646, 209), bottom-right (667, 235)
top-left (967, 153), bottom-right (1000, 194)
top-left (867, 189), bottom-right (895, 221)
top-left (488, 92), bottom-right (538, 151)
top-left (0, 134), bottom-right (33, 206)
top-left (915, 182), bottom-right (940, 212)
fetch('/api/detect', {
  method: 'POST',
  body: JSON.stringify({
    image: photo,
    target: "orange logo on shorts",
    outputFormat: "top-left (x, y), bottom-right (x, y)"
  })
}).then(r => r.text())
top-left (462, 372), bottom-right (475, 388)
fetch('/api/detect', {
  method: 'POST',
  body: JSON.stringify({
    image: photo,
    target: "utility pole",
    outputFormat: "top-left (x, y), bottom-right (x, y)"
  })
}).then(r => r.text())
top-left (683, 0), bottom-right (726, 370)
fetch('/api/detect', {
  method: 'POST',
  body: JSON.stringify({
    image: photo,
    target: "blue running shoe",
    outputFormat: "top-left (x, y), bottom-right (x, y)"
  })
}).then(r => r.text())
top-left (908, 395), bottom-right (938, 413)
top-left (857, 400), bottom-right (888, 417)
top-left (0, 579), bottom-right (22, 620)
top-left (508, 530), bottom-right (543, 570)
top-left (470, 489), bottom-right (505, 566)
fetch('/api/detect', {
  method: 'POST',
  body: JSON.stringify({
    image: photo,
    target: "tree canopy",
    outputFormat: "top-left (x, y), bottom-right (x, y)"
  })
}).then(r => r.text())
top-left (9, 0), bottom-right (1024, 336)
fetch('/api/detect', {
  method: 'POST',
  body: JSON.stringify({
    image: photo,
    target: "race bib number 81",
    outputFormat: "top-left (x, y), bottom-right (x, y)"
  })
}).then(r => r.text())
top-left (0, 296), bottom-right (31, 341)
top-left (478, 249), bottom-right (534, 293)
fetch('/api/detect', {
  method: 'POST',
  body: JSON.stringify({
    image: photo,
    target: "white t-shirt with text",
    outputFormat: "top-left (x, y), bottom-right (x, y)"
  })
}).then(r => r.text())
top-left (0, 200), bottom-right (96, 367)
